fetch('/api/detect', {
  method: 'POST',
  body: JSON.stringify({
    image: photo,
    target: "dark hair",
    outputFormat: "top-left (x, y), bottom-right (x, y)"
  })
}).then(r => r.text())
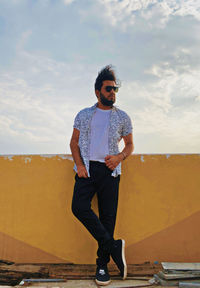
top-left (94, 65), bottom-right (120, 91)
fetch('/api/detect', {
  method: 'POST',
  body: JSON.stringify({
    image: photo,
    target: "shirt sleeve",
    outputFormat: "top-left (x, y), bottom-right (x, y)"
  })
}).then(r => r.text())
top-left (122, 113), bottom-right (133, 137)
top-left (73, 112), bottom-right (81, 131)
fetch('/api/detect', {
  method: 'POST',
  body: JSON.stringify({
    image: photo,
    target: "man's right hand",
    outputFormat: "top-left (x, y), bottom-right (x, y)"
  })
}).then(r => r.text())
top-left (77, 164), bottom-right (88, 178)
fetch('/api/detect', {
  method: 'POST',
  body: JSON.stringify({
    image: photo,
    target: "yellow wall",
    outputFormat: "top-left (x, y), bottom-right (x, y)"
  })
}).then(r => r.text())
top-left (0, 154), bottom-right (200, 264)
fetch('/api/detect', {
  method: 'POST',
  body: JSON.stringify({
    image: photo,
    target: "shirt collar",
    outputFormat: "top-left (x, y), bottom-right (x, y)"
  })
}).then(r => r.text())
top-left (92, 103), bottom-right (117, 111)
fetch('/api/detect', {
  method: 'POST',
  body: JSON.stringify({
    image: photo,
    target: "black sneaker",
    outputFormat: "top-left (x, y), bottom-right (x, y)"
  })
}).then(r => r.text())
top-left (95, 265), bottom-right (111, 286)
top-left (111, 239), bottom-right (127, 279)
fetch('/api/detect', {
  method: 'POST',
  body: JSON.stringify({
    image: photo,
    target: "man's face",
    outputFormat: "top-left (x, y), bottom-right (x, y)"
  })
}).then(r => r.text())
top-left (97, 80), bottom-right (117, 107)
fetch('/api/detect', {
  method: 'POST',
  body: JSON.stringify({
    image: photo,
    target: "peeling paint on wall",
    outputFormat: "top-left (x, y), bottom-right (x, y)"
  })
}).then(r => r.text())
top-left (0, 154), bottom-right (74, 162)
top-left (140, 155), bottom-right (145, 162)
top-left (40, 154), bottom-right (73, 161)
top-left (40, 154), bottom-right (57, 159)
top-left (24, 157), bottom-right (32, 164)
top-left (2, 155), bottom-right (14, 161)
top-left (58, 155), bottom-right (73, 161)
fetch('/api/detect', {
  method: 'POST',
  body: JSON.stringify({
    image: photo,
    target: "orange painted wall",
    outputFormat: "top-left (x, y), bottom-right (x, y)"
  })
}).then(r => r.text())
top-left (0, 154), bottom-right (199, 264)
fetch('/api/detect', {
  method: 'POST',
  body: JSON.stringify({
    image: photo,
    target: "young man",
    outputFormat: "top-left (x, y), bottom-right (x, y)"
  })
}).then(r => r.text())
top-left (70, 65), bottom-right (134, 286)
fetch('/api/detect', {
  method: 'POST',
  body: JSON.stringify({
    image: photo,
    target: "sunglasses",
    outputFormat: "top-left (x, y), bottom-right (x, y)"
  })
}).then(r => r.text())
top-left (105, 86), bottom-right (119, 93)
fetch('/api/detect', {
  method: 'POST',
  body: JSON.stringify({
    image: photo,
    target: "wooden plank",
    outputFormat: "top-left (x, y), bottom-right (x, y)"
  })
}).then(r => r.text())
top-left (154, 274), bottom-right (200, 287)
top-left (0, 262), bottom-right (49, 286)
top-left (158, 270), bottom-right (200, 280)
top-left (162, 262), bottom-right (200, 271)
top-left (0, 260), bottom-right (161, 286)
top-left (179, 281), bottom-right (200, 287)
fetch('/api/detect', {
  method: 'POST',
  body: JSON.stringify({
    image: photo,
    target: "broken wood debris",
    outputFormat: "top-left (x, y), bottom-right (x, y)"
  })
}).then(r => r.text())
top-left (151, 262), bottom-right (200, 287)
top-left (0, 260), bottom-right (161, 286)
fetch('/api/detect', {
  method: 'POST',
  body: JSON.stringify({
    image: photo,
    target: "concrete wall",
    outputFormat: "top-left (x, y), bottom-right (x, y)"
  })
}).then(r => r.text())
top-left (0, 154), bottom-right (199, 264)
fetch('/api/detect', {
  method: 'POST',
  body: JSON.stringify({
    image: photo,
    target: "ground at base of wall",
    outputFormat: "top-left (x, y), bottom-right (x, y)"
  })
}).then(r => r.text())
top-left (7, 279), bottom-right (176, 288)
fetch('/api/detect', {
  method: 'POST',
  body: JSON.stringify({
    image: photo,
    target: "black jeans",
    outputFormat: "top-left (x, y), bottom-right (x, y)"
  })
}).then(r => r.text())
top-left (71, 161), bottom-right (120, 266)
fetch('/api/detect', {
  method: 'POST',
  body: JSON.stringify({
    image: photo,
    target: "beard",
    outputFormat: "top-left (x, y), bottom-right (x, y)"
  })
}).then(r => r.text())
top-left (99, 92), bottom-right (115, 107)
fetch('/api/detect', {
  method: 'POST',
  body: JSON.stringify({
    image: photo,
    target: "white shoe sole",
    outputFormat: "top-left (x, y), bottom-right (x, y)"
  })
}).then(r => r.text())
top-left (95, 279), bottom-right (111, 286)
top-left (122, 239), bottom-right (127, 280)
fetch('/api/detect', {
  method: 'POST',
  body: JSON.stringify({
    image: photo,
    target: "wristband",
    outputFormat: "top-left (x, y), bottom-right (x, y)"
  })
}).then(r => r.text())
top-left (121, 151), bottom-right (126, 160)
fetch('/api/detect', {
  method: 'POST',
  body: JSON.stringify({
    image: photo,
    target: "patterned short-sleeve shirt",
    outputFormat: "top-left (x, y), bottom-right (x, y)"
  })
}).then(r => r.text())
top-left (73, 103), bottom-right (133, 177)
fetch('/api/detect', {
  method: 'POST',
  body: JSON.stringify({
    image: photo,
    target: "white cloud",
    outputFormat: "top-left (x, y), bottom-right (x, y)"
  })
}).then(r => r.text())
top-left (0, 0), bottom-right (200, 154)
top-left (118, 59), bottom-right (200, 153)
top-left (0, 33), bottom-right (94, 153)
top-left (173, 0), bottom-right (200, 20)
top-left (63, 0), bottom-right (75, 5)
top-left (97, 0), bottom-right (200, 30)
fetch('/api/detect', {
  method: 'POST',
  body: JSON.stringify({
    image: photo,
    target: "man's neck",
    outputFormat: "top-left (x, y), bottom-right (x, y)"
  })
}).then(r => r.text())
top-left (97, 102), bottom-right (112, 110)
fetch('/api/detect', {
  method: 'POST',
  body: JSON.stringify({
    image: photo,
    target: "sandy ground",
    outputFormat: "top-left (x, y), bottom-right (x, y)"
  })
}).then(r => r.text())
top-left (0, 278), bottom-right (175, 288)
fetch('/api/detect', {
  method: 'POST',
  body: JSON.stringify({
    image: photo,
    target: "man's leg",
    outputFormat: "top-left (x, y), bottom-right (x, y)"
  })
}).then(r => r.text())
top-left (95, 167), bottom-right (120, 266)
top-left (71, 162), bottom-right (126, 283)
top-left (71, 173), bottom-right (112, 247)
top-left (71, 166), bottom-right (114, 285)
top-left (93, 163), bottom-right (127, 280)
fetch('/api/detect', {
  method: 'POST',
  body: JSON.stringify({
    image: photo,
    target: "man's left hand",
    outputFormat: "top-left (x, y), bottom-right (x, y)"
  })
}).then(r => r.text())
top-left (105, 154), bottom-right (122, 170)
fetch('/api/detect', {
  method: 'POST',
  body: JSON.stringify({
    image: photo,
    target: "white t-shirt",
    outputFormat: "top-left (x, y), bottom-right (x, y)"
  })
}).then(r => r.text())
top-left (89, 108), bottom-right (111, 162)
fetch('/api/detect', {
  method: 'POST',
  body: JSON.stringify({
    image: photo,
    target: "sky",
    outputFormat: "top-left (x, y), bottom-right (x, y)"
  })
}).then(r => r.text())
top-left (0, 0), bottom-right (200, 155)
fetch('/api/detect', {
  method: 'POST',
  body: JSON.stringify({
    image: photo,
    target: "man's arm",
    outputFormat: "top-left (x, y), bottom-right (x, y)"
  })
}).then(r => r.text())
top-left (70, 128), bottom-right (88, 178)
top-left (105, 133), bottom-right (134, 170)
